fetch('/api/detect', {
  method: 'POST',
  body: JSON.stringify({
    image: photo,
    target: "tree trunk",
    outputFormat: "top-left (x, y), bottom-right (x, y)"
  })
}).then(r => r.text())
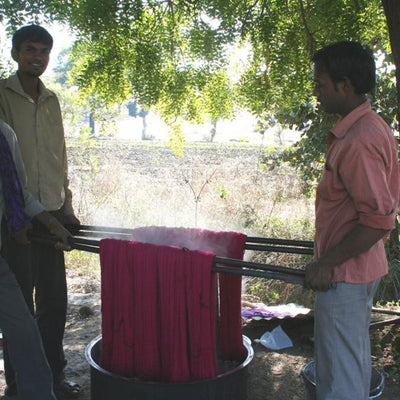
top-left (141, 115), bottom-right (147, 140)
top-left (89, 112), bottom-right (95, 135)
top-left (210, 120), bottom-right (217, 142)
top-left (382, 0), bottom-right (400, 124)
top-left (382, 0), bottom-right (400, 256)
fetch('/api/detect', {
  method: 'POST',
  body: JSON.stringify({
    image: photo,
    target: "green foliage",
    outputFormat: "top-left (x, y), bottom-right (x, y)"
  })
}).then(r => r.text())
top-left (388, 347), bottom-right (400, 382)
top-left (0, 1), bottom-right (46, 28)
top-left (70, 38), bottom-right (133, 106)
top-left (64, 250), bottom-right (100, 282)
top-left (0, 1), bottom-right (396, 139)
top-left (201, 69), bottom-right (235, 121)
top-left (249, 282), bottom-right (279, 304)
top-left (43, 77), bottom-right (88, 136)
top-left (0, 34), bottom-right (13, 78)
top-left (375, 228), bottom-right (400, 303)
top-left (264, 102), bottom-right (337, 194)
top-left (373, 56), bottom-right (399, 131)
top-left (53, 47), bottom-right (73, 85)
top-left (0, 0), bottom-right (398, 205)
top-left (167, 120), bottom-right (186, 156)
top-left (217, 185), bottom-right (228, 199)
top-left (232, 0), bottom-right (396, 192)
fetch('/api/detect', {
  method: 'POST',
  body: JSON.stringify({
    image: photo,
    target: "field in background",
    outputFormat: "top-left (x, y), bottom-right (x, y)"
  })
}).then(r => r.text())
top-left (61, 139), bottom-right (400, 390)
top-left (65, 139), bottom-right (316, 306)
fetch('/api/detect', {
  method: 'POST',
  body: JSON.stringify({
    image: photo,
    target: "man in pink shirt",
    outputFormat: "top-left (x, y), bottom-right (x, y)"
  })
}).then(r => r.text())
top-left (305, 41), bottom-right (400, 399)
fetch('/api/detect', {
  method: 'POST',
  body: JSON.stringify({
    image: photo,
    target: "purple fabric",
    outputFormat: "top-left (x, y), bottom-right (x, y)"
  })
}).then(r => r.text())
top-left (241, 308), bottom-right (276, 319)
top-left (0, 128), bottom-right (30, 235)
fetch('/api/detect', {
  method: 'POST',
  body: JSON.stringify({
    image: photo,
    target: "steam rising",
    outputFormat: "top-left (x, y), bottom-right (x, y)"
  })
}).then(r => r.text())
top-left (128, 226), bottom-right (242, 257)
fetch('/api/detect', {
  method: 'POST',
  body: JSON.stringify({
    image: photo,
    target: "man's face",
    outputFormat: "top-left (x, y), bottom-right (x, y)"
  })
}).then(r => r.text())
top-left (12, 40), bottom-right (51, 77)
top-left (313, 65), bottom-right (345, 116)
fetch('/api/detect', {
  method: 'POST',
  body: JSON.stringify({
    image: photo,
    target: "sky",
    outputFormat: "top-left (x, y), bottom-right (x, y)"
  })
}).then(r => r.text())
top-left (42, 22), bottom-right (76, 71)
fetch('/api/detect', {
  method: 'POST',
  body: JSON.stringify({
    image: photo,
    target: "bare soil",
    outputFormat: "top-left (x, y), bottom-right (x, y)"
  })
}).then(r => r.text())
top-left (0, 264), bottom-right (399, 400)
top-left (46, 275), bottom-right (400, 399)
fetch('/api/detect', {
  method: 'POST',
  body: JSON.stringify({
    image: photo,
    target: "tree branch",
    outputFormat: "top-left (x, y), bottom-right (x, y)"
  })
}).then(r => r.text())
top-left (298, 0), bottom-right (316, 57)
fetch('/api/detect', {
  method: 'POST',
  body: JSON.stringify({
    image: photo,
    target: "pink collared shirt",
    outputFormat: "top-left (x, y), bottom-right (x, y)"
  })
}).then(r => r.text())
top-left (315, 101), bottom-right (400, 283)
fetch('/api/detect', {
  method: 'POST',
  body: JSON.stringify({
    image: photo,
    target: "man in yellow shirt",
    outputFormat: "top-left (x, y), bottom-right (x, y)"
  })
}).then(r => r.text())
top-left (0, 25), bottom-right (81, 399)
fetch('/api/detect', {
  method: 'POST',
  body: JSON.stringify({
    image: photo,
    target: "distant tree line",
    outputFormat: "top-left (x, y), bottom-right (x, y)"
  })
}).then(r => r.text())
top-left (0, 0), bottom-right (399, 179)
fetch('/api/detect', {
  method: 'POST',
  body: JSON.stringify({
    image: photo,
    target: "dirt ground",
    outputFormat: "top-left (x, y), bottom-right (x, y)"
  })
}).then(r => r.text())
top-left (1, 273), bottom-right (400, 400)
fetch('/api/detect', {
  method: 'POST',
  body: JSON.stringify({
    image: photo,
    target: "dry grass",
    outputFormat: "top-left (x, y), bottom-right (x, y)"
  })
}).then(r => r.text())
top-left (65, 139), bottom-right (316, 304)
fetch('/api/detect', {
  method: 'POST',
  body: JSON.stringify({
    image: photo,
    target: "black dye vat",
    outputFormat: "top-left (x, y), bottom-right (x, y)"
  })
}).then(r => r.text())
top-left (86, 335), bottom-right (254, 400)
top-left (301, 360), bottom-right (385, 399)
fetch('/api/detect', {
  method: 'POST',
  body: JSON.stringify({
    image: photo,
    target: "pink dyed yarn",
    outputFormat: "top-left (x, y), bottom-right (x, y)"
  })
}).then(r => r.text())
top-left (100, 239), bottom-right (217, 381)
top-left (99, 228), bottom-right (247, 381)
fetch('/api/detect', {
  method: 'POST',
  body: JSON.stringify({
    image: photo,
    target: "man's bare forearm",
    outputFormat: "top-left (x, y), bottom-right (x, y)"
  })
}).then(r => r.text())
top-left (316, 224), bottom-right (389, 269)
top-left (304, 224), bottom-right (389, 291)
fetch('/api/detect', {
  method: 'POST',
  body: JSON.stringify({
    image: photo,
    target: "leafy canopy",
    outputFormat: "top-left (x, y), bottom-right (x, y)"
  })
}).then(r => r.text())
top-left (0, 0), bottom-right (396, 186)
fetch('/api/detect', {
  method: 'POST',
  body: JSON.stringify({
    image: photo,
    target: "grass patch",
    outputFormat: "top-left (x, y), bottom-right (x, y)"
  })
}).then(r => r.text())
top-left (65, 251), bottom-right (100, 293)
top-left (66, 140), bottom-right (315, 305)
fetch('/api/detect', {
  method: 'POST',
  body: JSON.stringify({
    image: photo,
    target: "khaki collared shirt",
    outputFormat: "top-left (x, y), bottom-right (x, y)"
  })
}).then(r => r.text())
top-left (315, 101), bottom-right (400, 283)
top-left (0, 74), bottom-right (73, 214)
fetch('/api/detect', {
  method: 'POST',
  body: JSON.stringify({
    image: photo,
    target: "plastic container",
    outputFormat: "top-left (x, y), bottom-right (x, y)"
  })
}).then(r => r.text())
top-left (86, 335), bottom-right (254, 400)
top-left (301, 360), bottom-right (385, 399)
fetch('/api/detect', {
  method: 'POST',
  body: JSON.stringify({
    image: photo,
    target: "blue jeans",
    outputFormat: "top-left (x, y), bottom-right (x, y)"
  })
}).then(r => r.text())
top-left (0, 256), bottom-right (56, 400)
top-left (314, 280), bottom-right (380, 400)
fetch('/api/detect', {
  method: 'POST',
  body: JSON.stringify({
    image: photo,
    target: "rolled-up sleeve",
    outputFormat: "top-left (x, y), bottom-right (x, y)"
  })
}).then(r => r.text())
top-left (339, 138), bottom-right (398, 231)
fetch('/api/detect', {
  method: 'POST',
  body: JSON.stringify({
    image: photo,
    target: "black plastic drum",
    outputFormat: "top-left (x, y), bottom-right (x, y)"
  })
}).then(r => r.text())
top-left (86, 335), bottom-right (254, 400)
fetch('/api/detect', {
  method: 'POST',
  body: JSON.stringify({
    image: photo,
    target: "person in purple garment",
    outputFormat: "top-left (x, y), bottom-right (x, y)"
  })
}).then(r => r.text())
top-left (0, 119), bottom-right (71, 400)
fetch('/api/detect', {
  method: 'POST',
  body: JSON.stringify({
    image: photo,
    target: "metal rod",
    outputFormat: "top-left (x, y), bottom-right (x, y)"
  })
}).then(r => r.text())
top-left (68, 234), bottom-right (313, 256)
top-left (67, 227), bottom-right (313, 256)
top-left (65, 224), bottom-right (136, 235)
top-left (28, 231), bottom-right (307, 283)
top-left (70, 236), bottom-right (313, 255)
top-left (244, 243), bottom-right (313, 255)
top-left (372, 307), bottom-right (400, 316)
top-left (212, 265), bottom-right (304, 284)
top-left (246, 236), bottom-right (314, 248)
top-left (70, 231), bottom-right (132, 240)
top-left (71, 238), bottom-right (307, 278)
top-left (69, 237), bottom-right (101, 247)
top-left (369, 316), bottom-right (400, 329)
top-left (214, 256), bottom-right (305, 276)
top-left (27, 232), bottom-right (100, 254)
top-left (65, 224), bottom-right (314, 248)
top-left (33, 228), bottom-right (400, 326)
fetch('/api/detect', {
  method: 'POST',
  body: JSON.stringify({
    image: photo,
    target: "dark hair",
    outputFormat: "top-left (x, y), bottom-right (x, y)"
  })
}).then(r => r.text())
top-left (12, 24), bottom-right (53, 51)
top-left (312, 41), bottom-right (375, 94)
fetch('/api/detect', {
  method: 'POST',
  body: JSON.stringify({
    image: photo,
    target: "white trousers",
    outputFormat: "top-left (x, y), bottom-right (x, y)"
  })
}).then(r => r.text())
top-left (314, 279), bottom-right (380, 400)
